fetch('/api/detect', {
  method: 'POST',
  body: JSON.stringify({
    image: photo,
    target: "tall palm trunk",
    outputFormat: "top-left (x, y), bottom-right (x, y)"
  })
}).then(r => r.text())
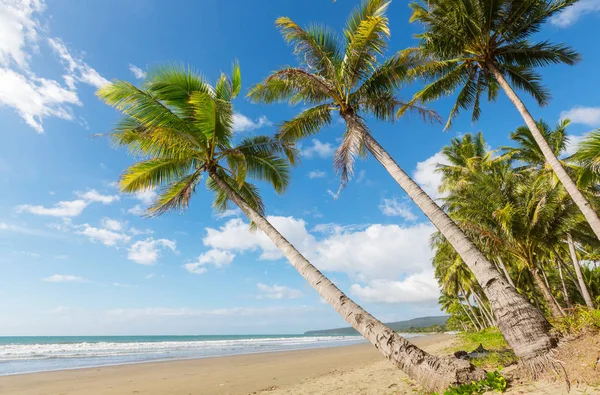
top-left (359, 127), bottom-right (556, 361)
top-left (210, 173), bottom-right (483, 391)
top-left (557, 262), bottom-right (571, 309)
top-left (472, 291), bottom-right (496, 327)
top-left (459, 300), bottom-right (481, 331)
top-left (567, 234), bottom-right (595, 308)
top-left (555, 251), bottom-right (585, 297)
top-left (530, 267), bottom-right (564, 319)
top-left (542, 268), bottom-right (566, 313)
top-left (497, 257), bottom-right (515, 288)
top-left (489, 64), bottom-right (600, 241)
top-left (461, 289), bottom-right (486, 330)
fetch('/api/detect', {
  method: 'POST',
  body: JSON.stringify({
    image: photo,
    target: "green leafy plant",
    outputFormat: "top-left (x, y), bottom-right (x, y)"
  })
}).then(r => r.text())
top-left (433, 370), bottom-right (508, 395)
top-left (553, 306), bottom-right (600, 335)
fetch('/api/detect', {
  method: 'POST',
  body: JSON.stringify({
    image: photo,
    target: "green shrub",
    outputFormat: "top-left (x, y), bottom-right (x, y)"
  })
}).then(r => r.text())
top-left (552, 306), bottom-right (600, 335)
top-left (433, 370), bottom-right (507, 395)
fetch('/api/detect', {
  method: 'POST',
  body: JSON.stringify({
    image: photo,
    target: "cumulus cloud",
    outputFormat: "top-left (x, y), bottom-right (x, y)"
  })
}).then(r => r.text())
top-left (127, 238), bottom-right (177, 265)
top-left (378, 198), bottom-right (417, 221)
top-left (0, 0), bottom-right (108, 132)
top-left (16, 190), bottom-right (119, 217)
top-left (128, 63), bottom-right (146, 79)
top-left (15, 199), bottom-right (88, 217)
top-left (551, 0), bottom-right (600, 27)
top-left (300, 139), bottom-right (335, 158)
top-left (77, 223), bottom-right (131, 246)
top-left (308, 170), bottom-right (326, 179)
top-left (183, 249), bottom-right (235, 274)
top-left (256, 283), bottom-right (304, 299)
top-left (560, 106), bottom-right (600, 127)
top-left (76, 189), bottom-right (120, 204)
top-left (100, 218), bottom-right (123, 232)
top-left (350, 271), bottom-right (440, 303)
top-left (413, 152), bottom-right (449, 200)
top-left (0, 68), bottom-right (81, 132)
top-left (232, 113), bottom-right (272, 132)
top-left (202, 216), bottom-right (437, 282)
top-left (43, 274), bottom-right (86, 283)
top-left (127, 189), bottom-right (157, 215)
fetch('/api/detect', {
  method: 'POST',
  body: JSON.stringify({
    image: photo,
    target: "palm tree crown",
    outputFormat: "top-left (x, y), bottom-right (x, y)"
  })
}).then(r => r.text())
top-left (407, 0), bottom-right (580, 129)
top-left (97, 63), bottom-right (297, 217)
top-left (248, 0), bottom-right (434, 186)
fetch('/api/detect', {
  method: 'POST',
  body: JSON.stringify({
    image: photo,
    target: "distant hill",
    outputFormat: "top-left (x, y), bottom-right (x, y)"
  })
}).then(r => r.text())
top-left (304, 316), bottom-right (449, 336)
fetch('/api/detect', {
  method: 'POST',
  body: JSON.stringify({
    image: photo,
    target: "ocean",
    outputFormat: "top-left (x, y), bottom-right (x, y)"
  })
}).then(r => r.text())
top-left (0, 334), bottom-right (416, 376)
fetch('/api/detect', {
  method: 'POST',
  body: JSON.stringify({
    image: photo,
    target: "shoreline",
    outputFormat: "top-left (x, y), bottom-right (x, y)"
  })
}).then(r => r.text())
top-left (0, 333), bottom-right (452, 395)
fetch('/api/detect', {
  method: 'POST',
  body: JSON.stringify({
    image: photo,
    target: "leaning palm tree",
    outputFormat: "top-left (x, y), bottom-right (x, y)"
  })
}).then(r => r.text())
top-left (407, 0), bottom-right (600, 242)
top-left (248, 0), bottom-right (556, 364)
top-left (96, 63), bottom-right (481, 391)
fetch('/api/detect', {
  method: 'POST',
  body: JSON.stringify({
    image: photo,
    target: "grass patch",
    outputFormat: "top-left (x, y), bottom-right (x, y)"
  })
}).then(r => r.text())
top-left (552, 306), bottom-right (600, 336)
top-left (449, 328), bottom-right (518, 369)
top-left (432, 370), bottom-right (508, 395)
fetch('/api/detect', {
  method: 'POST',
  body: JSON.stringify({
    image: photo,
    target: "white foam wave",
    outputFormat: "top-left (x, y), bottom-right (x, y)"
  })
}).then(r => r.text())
top-left (0, 336), bottom-right (363, 361)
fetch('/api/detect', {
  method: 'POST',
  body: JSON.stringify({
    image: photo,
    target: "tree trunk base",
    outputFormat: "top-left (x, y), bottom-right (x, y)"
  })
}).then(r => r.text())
top-left (518, 349), bottom-right (570, 391)
top-left (391, 354), bottom-right (485, 392)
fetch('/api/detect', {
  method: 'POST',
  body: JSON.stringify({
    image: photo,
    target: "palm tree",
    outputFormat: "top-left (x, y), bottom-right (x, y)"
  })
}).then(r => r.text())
top-left (407, 0), bottom-right (600, 243)
top-left (248, 0), bottom-right (556, 363)
top-left (504, 119), bottom-right (596, 308)
top-left (96, 63), bottom-right (482, 391)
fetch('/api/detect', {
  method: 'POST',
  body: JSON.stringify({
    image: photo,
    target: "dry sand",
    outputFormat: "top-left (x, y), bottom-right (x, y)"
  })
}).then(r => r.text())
top-left (1, 333), bottom-right (598, 395)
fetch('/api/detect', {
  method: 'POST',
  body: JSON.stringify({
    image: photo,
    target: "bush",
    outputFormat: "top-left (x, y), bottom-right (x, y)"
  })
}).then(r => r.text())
top-left (433, 370), bottom-right (507, 395)
top-left (552, 306), bottom-right (600, 335)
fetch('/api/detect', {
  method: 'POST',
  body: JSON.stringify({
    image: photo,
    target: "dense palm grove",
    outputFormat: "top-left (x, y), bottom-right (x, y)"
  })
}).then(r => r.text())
top-left (435, 123), bottom-right (600, 330)
top-left (96, 0), bottom-right (600, 391)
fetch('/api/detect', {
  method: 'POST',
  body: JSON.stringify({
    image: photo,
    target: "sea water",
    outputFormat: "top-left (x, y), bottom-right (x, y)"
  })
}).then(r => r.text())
top-left (0, 334), bottom-right (389, 376)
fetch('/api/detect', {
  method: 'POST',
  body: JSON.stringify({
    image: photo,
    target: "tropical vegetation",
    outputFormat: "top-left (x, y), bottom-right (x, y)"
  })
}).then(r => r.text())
top-left (97, 63), bottom-right (483, 391)
top-left (249, 0), bottom-right (558, 364)
top-left (91, 0), bottom-right (600, 392)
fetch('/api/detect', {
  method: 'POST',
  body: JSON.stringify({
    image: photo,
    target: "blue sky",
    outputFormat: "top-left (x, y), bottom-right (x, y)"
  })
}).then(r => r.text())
top-left (1, 0), bottom-right (600, 336)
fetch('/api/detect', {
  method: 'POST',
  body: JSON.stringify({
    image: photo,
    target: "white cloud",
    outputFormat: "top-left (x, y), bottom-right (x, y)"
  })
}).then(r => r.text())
top-left (232, 113), bottom-right (272, 133)
top-left (215, 208), bottom-right (242, 219)
top-left (16, 190), bottom-right (119, 217)
top-left (378, 198), bottom-right (417, 221)
top-left (15, 199), bottom-right (88, 217)
top-left (128, 63), bottom-right (146, 79)
top-left (413, 152), bottom-right (449, 200)
top-left (350, 271), bottom-right (440, 303)
top-left (551, 0), bottom-right (600, 27)
top-left (183, 249), bottom-right (235, 274)
top-left (0, 0), bottom-right (44, 67)
top-left (127, 238), bottom-right (177, 265)
top-left (202, 216), bottom-right (436, 281)
top-left (301, 139), bottom-right (335, 158)
top-left (560, 106), bottom-right (600, 127)
top-left (107, 305), bottom-right (317, 318)
top-left (0, 68), bottom-right (81, 132)
top-left (565, 133), bottom-right (589, 156)
top-left (308, 170), bottom-right (326, 179)
top-left (127, 204), bottom-right (145, 216)
top-left (256, 283), bottom-right (303, 299)
top-left (47, 38), bottom-right (109, 88)
top-left (77, 224), bottom-right (131, 246)
top-left (101, 218), bottom-right (123, 231)
top-left (203, 217), bottom-right (314, 261)
top-left (43, 274), bottom-right (86, 283)
top-left (0, 1), bottom-right (108, 133)
top-left (76, 189), bottom-right (120, 204)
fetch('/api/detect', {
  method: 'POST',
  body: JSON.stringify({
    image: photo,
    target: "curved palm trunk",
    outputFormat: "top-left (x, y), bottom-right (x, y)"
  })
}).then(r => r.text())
top-left (567, 234), bottom-right (595, 308)
top-left (497, 257), bottom-right (516, 288)
top-left (459, 301), bottom-right (481, 331)
top-left (472, 291), bottom-right (496, 327)
top-left (489, 64), bottom-right (600, 242)
top-left (557, 262), bottom-right (572, 309)
top-left (461, 289), bottom-right (486, 330)
top-left (210, 173), bottom-right (483, 391)
top-left (359, 128), bottom-right (556, 361)
top-left (530, 267), bottom-right (564, 319)
top-left (541, 269), bottom-right (565, 313)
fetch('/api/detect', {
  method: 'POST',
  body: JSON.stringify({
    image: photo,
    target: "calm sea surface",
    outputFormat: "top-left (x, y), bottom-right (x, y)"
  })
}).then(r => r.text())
top-left (0, 334), bottom-right (420, 376)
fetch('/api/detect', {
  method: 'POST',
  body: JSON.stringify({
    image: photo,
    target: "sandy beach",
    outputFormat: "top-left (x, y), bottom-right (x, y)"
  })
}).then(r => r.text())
top-left (0, 334), bottom-right (450, 395)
